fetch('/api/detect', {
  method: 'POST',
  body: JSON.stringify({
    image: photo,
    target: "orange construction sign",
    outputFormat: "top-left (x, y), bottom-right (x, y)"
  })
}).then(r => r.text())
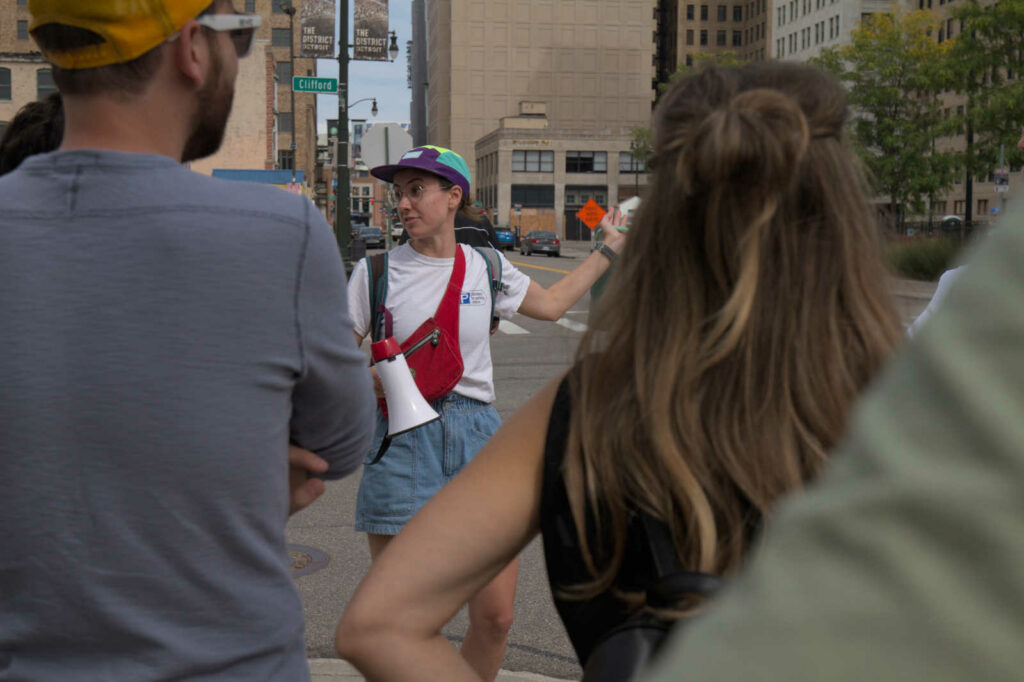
top-left (576, 198), bottom-right (607, 230)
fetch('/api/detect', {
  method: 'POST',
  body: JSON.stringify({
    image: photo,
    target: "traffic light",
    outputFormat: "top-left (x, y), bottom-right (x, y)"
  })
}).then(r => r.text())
top-left (327, 119), bottom-right (339, 138)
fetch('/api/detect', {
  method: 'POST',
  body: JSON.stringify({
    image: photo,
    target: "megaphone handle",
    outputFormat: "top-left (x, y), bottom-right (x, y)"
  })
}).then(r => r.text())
top-left (369, 434), bottom-right (392, 465)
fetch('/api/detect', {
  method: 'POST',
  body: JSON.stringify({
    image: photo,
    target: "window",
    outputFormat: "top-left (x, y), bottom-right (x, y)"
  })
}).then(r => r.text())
top-left (954, 200), bottom-right (965, 213)
top-left (687, 4), bottom-right (695, 19)
top-left (685, 54), bottom-right (693, 66)
top-left (700, 4), bottom-right (709, 20)
top-left (512, 150), bottom-right (554, 172)
top-left (37, 69), bottom-right (56, 100)
top-left (0, 69), bottom-right (10, 101)
top-left (273, 0), bottom-right (289, 12)
top-left (245, 0), bottom-right (255, 10)
top-left (619, 152), bottom-right (645, 173)
top-left (276, 61), bottom-right (292, 83)
top-left (566, 151), bottom-right (607, 173)
top-left (17, 0), bottom-right (28, 4)
top-left (272, 28), bottom-right (292, 48)
top-left (933, 201), bottom-right (946, 215)
top-left (717, 29), bottom-right (726, 45)
top-left (734, 30), bottom-right (742, 46)
top-left (278, 112), bottom-right (293, 134)
top-left (718, 5), bottom-right (727, 20)
top-left (686, 29), bottom-right (694, 45)
top-left (278, 149), bottom-right (295, 170)
top-left (978, 199), bottom-right (988, 215)
top-left (18, 20), bottom-right (29, 40)
top-left (736, 5), bottom-right (744, 20)
top-left (510, 185), bottom-right (555, 208)
top-left (700, 29), bottom-right (708, 45)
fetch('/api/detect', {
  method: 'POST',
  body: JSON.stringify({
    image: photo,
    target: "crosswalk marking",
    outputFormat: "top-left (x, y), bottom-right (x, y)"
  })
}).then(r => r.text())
top-left (498, 320), bottom-right (530, 335)
top-left (555, 318), bottom-right (588, 333)
top-left (496, 318), bottom-right (589, 335)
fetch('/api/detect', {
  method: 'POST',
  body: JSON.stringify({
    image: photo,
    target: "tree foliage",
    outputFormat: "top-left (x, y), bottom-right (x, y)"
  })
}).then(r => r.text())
top-left (947, 0), bottom-right (1024, 177)
top-left (813, 8), bottom-right (958, 227)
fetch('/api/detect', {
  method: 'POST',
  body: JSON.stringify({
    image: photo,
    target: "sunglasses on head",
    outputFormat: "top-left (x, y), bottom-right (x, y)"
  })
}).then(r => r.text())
top-left (195, 13), bottom-right (262, 58)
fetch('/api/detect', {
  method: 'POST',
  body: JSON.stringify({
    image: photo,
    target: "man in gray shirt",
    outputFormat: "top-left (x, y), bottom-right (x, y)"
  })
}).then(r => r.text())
top-left (0, 1), bottom-right (374, 679)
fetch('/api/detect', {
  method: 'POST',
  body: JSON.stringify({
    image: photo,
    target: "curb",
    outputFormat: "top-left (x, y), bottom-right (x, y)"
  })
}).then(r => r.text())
top-left (308, 659), bottom-right (571, 681)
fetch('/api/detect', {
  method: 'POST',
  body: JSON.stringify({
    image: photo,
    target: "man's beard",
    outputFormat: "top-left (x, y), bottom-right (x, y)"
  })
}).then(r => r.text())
top-left (181, 45), bottom-right (234, 163)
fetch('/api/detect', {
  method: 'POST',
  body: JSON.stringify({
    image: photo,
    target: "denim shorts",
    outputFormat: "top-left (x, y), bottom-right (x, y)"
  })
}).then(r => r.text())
top-left (354, 393), bottom-right (501, 535)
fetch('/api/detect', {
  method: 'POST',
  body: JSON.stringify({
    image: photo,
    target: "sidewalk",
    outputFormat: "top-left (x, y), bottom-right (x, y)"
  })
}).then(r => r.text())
top-left (309, 658), bottom-right (567, 681)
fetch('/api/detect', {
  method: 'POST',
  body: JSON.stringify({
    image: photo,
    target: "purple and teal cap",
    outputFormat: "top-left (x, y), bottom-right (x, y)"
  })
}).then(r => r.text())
top-left (370, 145), bottom-right (471, 198)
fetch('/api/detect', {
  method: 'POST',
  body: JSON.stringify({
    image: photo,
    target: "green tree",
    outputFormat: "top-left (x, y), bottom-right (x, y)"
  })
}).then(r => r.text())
top-left (813, 8), bottom-right (957, 229)
top-left (947, 0), bottom-right (1024, 226)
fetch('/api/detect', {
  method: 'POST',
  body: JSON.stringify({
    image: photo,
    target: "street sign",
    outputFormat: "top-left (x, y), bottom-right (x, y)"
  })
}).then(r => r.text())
top-left (576, 198), bottom-right (607, 230)
top-left (292, 76), bottom-right (338, 93)
top-left (995, 167), bottom-right (1009, 193)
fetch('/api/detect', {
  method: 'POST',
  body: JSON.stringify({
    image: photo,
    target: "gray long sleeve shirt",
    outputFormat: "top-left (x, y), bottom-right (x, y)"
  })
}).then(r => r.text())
top-left (0, 150), bottom-right (374, 680)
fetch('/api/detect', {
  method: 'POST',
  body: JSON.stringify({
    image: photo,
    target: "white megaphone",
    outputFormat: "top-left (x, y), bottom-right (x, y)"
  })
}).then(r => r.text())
top-left (368, 336), bottom-right (440, 464)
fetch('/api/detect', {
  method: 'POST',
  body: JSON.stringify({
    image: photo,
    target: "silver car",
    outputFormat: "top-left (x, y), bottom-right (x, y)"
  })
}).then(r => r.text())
top-left (519, 230), bottom-right (561, 257)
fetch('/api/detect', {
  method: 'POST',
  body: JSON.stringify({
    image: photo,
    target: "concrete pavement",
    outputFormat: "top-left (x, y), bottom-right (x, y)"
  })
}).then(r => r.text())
top-left (309, 658), bottom-right (566, 681)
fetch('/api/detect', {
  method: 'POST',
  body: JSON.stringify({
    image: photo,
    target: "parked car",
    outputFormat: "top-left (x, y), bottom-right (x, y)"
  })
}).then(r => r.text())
top-left (520, 230), bottom-right (561, 257)
top-left (940, 215), bottom-right (964, 233)
top-left (494, 228), bottom-right (515, 251)
top-left (358, 226), bottom-right (386, 249)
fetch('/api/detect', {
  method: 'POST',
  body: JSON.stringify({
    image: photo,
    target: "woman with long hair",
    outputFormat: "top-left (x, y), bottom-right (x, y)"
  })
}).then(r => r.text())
top-left (336, 62), bottom-right (903, 680)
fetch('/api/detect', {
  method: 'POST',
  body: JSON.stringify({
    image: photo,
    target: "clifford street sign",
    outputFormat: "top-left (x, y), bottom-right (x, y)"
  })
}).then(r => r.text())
top-left (293, 76), bottom-right (339, 93)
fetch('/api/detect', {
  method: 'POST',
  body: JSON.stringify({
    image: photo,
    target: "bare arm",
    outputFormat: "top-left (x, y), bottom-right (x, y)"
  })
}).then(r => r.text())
top-left (335, 376), bottom-right (563, 681)
top-left (516, 209), bottom-right (627, 321)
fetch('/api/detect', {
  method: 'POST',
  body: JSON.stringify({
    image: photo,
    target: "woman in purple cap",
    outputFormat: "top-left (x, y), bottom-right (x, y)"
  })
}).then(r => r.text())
top-left (344, 145), bottom-right (626, 680)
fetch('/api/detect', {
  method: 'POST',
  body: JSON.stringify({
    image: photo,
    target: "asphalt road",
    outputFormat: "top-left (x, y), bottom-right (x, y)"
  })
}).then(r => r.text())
top-left (288, 243), bottom-right (596, 680)
top-left (287, 241), bottom-right (935, 679)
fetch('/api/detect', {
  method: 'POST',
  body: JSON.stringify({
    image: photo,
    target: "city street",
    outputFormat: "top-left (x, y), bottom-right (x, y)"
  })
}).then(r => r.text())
top-left (287, 240), bottom-right (936, 680)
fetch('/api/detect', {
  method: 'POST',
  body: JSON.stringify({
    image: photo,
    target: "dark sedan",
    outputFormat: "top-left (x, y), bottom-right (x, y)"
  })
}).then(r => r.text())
top-left (358, 226), bottom-right (386, 249)
top-left (520, 230), bottom-right (560, 257)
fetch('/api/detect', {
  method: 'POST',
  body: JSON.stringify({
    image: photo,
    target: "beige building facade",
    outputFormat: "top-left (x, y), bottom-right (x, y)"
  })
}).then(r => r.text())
top-left (0, 1), bottom-right (53, 140)
top-left (476, 102), bottom-right (648, 238)
top-left (427, 0), bottom-right (657, 239)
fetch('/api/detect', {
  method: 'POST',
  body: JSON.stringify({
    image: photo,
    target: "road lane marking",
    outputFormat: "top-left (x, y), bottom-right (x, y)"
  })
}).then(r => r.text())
top-left (498, 320), bottom-right (530, 335)
top-left (556, 318), bottom-right (588, 333)
top-left (507, 259), bottom-right (572, 274)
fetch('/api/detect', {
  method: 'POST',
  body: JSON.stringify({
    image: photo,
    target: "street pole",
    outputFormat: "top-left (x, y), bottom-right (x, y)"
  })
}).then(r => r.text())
top-left (335, 0), bottom-right (352, 270)
top-left (285, 3), bottom-right (297, 184)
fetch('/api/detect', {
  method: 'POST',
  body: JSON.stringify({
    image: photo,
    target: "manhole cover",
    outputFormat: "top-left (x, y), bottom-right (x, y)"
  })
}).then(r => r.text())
top-left (287, 544), bottom-right (330, 578)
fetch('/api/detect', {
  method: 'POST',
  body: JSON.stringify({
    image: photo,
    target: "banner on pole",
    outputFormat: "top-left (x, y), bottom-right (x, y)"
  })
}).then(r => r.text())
top-left (353, 0), bottom-right (389, 61)
top-left (300, 0), bottom-right (335, 58)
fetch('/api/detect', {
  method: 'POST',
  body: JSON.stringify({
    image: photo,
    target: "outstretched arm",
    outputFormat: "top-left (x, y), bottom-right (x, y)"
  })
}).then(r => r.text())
top-left (516, 208), bottom-right (628, 321)
top-left (335, 376), bottom-right (563, 681)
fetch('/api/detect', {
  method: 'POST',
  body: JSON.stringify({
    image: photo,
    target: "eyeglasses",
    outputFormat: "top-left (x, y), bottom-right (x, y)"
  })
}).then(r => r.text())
top-left (195, 13), bottom-right (262, 58)
top-left (389, 183), bottom-right (449, 204)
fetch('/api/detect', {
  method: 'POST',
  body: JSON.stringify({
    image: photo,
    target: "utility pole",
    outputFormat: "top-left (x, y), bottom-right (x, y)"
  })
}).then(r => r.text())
top-left (283, 2), bottom-right (298, 184)
top-left (335, 0), bottom-right (352, 270)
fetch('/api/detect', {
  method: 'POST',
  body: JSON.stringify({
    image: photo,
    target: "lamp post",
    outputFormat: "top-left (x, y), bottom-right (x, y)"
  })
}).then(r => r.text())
top-left (282, 2), bottom-right (297, 184)
top-left (335, 10), bottom-right (399, 270)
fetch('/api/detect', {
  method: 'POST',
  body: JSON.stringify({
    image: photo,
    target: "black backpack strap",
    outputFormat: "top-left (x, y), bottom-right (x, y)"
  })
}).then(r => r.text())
top-left (640, 513), bottom-right (722, 606)
top-left (366, 252), bottom-right (389, 342)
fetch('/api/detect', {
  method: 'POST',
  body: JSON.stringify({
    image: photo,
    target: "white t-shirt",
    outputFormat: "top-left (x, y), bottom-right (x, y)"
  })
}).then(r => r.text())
top-left (348, 243), bottom-right (531, 403)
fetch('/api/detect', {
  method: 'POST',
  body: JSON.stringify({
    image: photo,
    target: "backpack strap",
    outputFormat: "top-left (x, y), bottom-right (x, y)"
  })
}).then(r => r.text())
top-left (473, 246), bottom-right (503, 334)
top-left (366, 252), bottom-right (389, 342)
top-left (640, 513), bottom-right (722, 606)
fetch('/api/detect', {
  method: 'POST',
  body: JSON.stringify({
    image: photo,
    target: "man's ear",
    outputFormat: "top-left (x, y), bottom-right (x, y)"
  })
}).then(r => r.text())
top-left (169, 20), bottom-right (206, 89)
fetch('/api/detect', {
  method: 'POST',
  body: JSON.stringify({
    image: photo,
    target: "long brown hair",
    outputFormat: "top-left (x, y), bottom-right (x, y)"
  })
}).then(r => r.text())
top-left (561, 62), bottom-right (902, 613)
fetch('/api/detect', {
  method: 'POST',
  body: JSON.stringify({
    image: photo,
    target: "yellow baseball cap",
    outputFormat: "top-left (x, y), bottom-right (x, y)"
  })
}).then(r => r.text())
top-left (29, 0), bottom-right (213, 70)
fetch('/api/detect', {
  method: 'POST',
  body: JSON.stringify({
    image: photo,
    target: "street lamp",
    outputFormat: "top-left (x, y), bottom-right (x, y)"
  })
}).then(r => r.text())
top-left (282, 2), bottom-right (297, 184)
top-left (335, 97), bottom-right (377, 240)
top-left (336, 5), bottom-right (398, 272)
